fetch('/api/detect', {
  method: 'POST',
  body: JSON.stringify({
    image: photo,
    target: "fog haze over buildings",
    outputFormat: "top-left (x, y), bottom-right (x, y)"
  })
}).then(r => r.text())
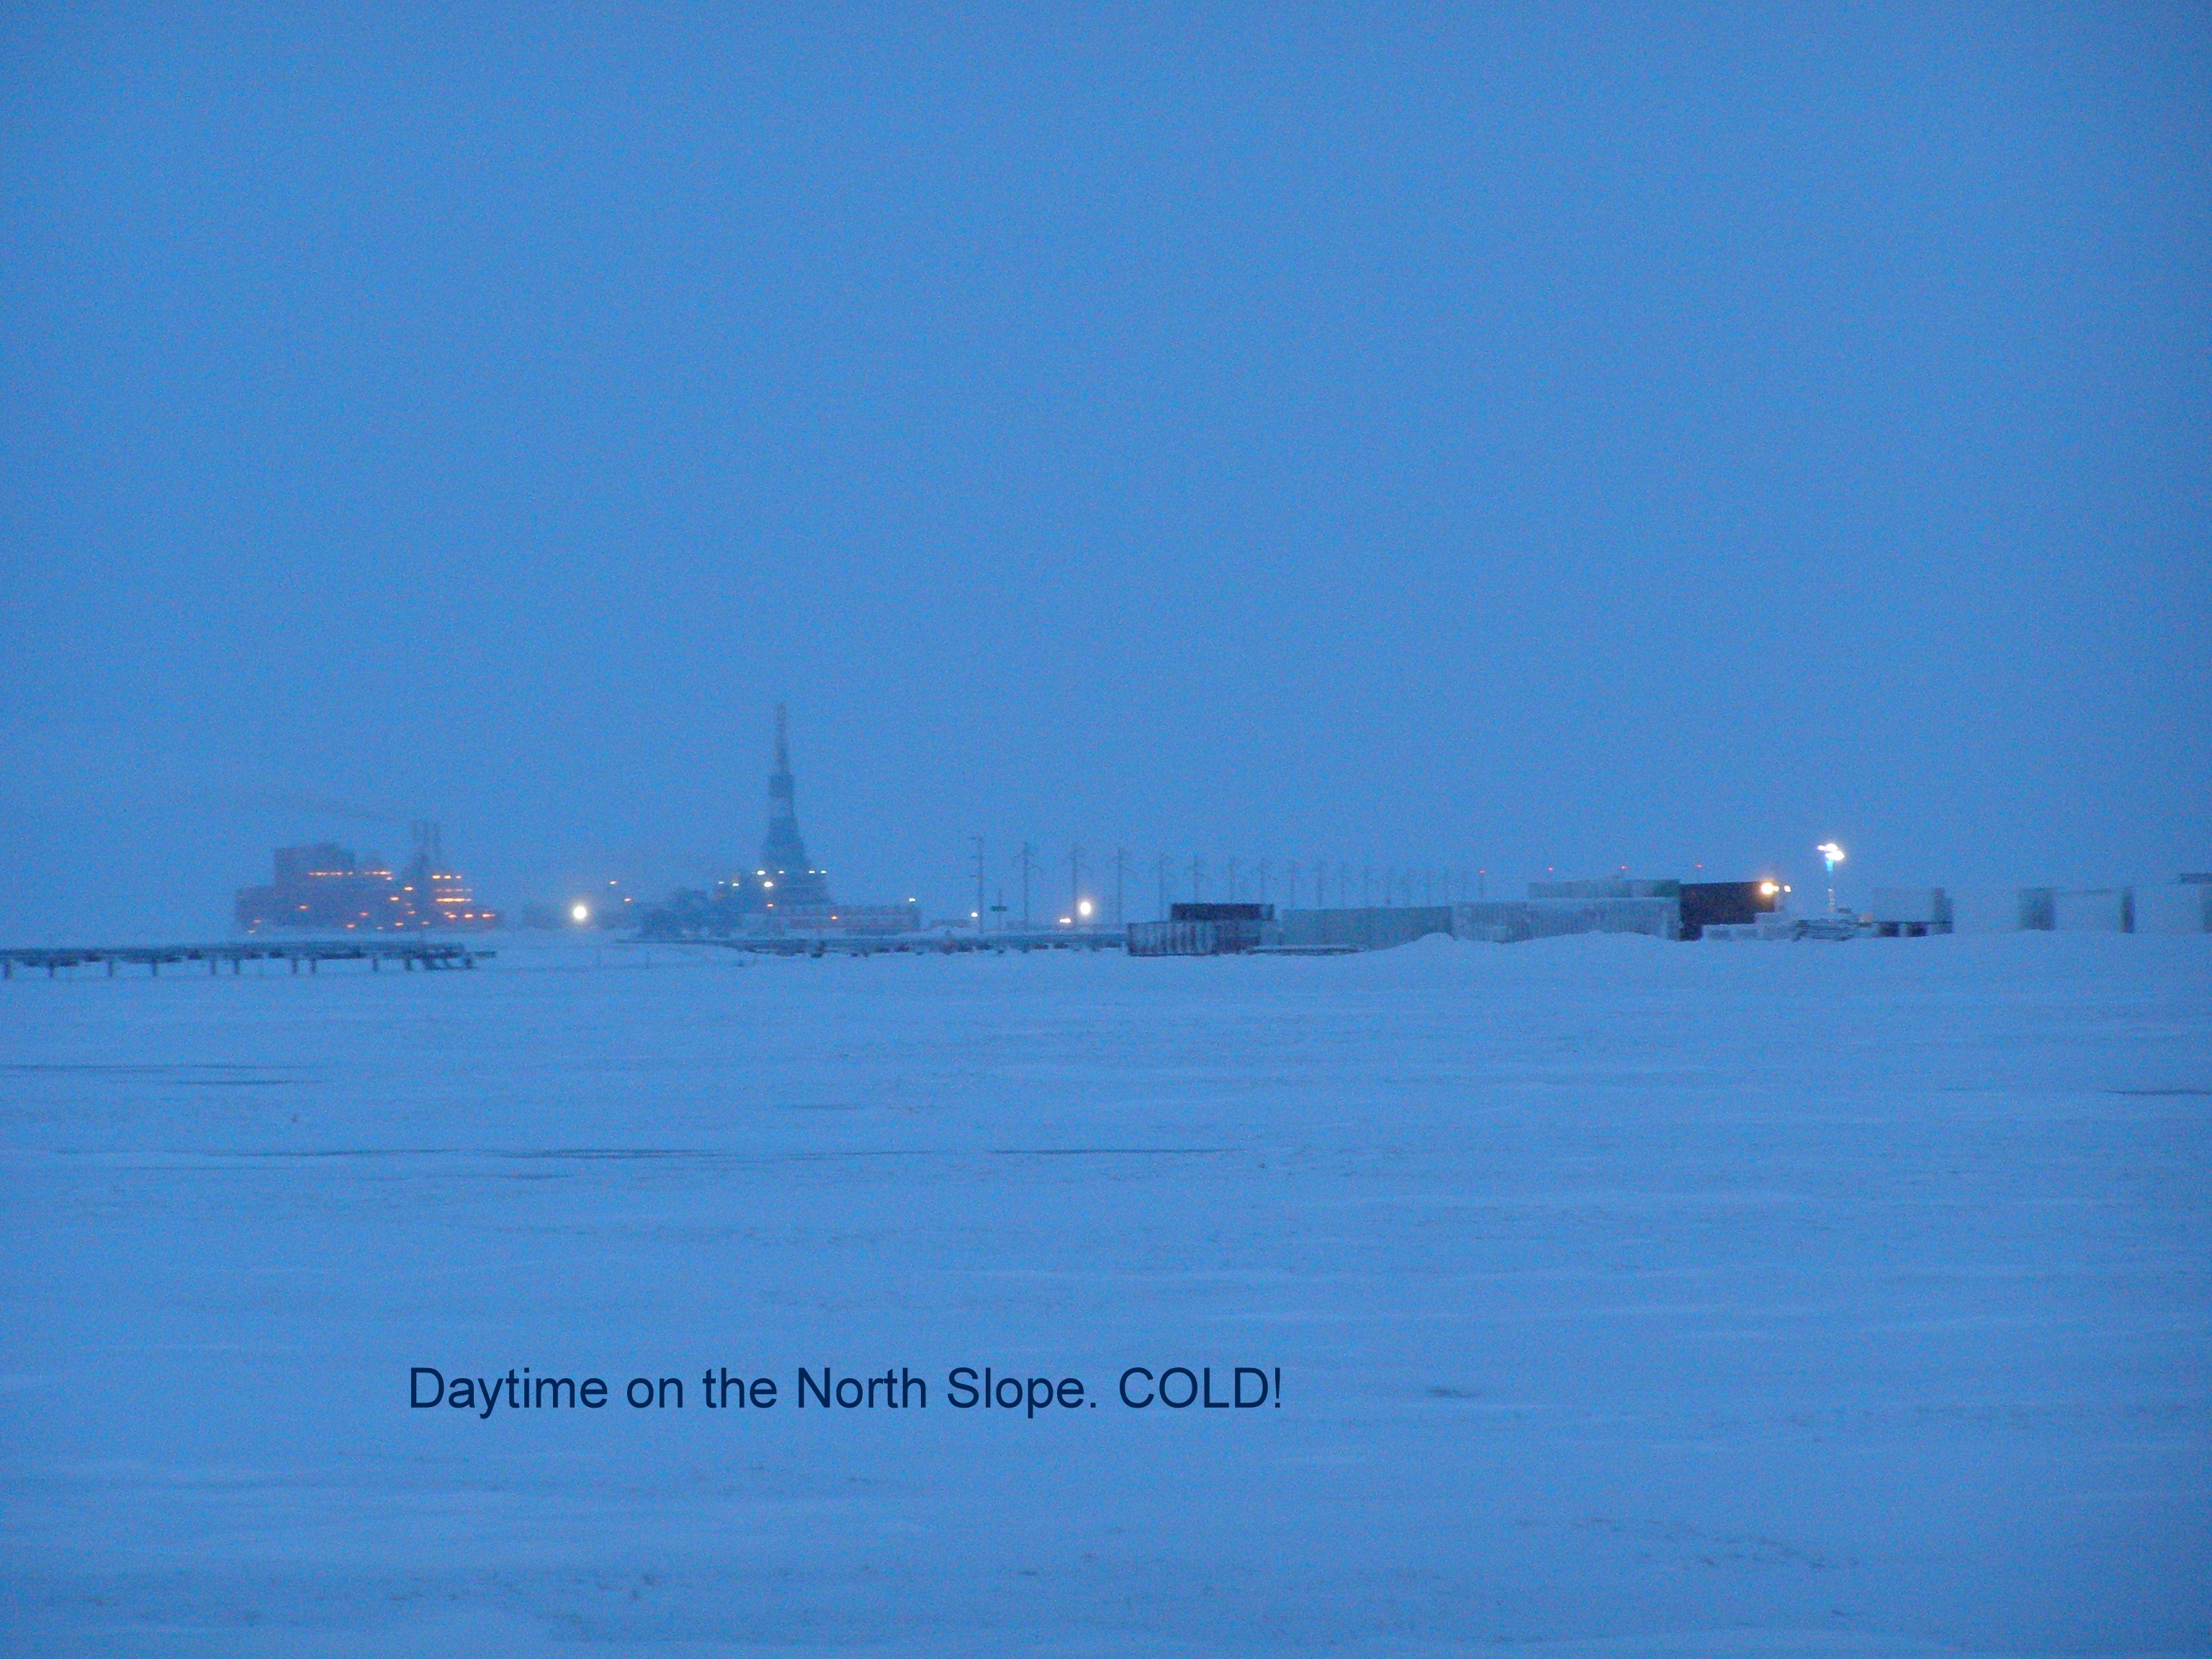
top-left (3, 6), bottom-right (2206, 941)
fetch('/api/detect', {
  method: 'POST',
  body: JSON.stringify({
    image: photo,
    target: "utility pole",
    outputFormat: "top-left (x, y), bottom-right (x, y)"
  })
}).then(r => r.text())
top-left (1257, 858), bottom-right (1271, 904)
top-left (1112, 848), bottom-right (1129, 927)
top-left (1017, 842), bottom-right (1037, 927)
top-left (971, 837), bottom-right (986, 933)
top-left (1190, 854), bottom-right (1206, 902)
top-left (1224, 856), bottom-right (1239, 903)
top-left (1155, 853), bottom-right (1172, 918)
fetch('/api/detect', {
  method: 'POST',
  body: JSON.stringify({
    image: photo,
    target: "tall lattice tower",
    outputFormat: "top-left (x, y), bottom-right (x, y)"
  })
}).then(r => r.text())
top-left (755, 703), bottom-right (831, 911)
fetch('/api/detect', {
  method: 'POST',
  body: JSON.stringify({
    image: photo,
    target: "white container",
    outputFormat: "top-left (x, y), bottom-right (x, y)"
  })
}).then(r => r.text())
top-left (1870, 888), bottom-right (1951, 927)
top-left (2135, 884), bottom-right (2212, 935)
top-left (2052, 889), bottom-right (2132, 932)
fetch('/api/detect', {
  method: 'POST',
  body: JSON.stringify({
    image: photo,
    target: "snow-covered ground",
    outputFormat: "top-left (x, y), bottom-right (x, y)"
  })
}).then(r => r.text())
top-left (2, 933), bottom-right (2206, 1656)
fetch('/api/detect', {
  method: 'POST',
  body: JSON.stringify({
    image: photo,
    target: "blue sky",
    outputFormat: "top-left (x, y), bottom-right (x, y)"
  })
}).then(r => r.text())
top-left (3, 4), bottom-right (2205, 936)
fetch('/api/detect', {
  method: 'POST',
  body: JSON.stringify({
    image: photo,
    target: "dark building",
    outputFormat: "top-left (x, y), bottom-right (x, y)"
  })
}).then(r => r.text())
top-left (1169, 903), bottom-right (1275, 924)
top-left (1677, 880), bottom-right (1784, 941)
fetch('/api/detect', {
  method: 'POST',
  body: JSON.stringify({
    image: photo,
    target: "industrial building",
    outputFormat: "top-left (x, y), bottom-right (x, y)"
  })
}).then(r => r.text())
top-left (234, 823), bottom-right (495, 932)
top-left (1126, 876), bottom-right (1791, 955)
top-left (1127, 904), bottom-right (1277, 956)
top-left (1277, 906), bottom-right (1456, 951)
top-left (1455, 896), bottom-right (1681, 944)
top-left (1944, 879), bottom-right (2211, 935)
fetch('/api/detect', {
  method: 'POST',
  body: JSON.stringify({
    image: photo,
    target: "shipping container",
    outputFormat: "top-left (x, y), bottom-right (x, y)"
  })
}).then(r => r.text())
top-left (2136, 884), bottom-right (2212, 935)
top-left (2051, 889), bottom-right (2132, 932)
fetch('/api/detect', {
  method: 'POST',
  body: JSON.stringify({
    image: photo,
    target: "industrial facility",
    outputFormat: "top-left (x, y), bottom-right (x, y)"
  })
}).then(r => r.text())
top-left (1125, 876), bottom-right (1792, 955)
top-left (639, 706), bottom-right (920, 940)
top-left (227, 734), bottom-right (2210, 958)
top-left (234, 822), bottom-right (497, 932)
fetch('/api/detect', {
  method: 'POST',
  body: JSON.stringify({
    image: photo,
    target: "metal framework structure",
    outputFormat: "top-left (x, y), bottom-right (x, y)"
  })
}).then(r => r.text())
top-left (755, 703), bottom-right (831, 911)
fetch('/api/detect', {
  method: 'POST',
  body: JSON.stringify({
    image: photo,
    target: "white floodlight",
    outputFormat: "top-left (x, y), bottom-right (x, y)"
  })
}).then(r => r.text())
top-left (570, 903), bottom-right (590, 924)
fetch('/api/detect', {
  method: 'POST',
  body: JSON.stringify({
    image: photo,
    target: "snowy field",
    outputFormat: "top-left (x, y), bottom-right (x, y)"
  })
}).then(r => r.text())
top-left (1, 932), bottom-right (2206, 1657)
